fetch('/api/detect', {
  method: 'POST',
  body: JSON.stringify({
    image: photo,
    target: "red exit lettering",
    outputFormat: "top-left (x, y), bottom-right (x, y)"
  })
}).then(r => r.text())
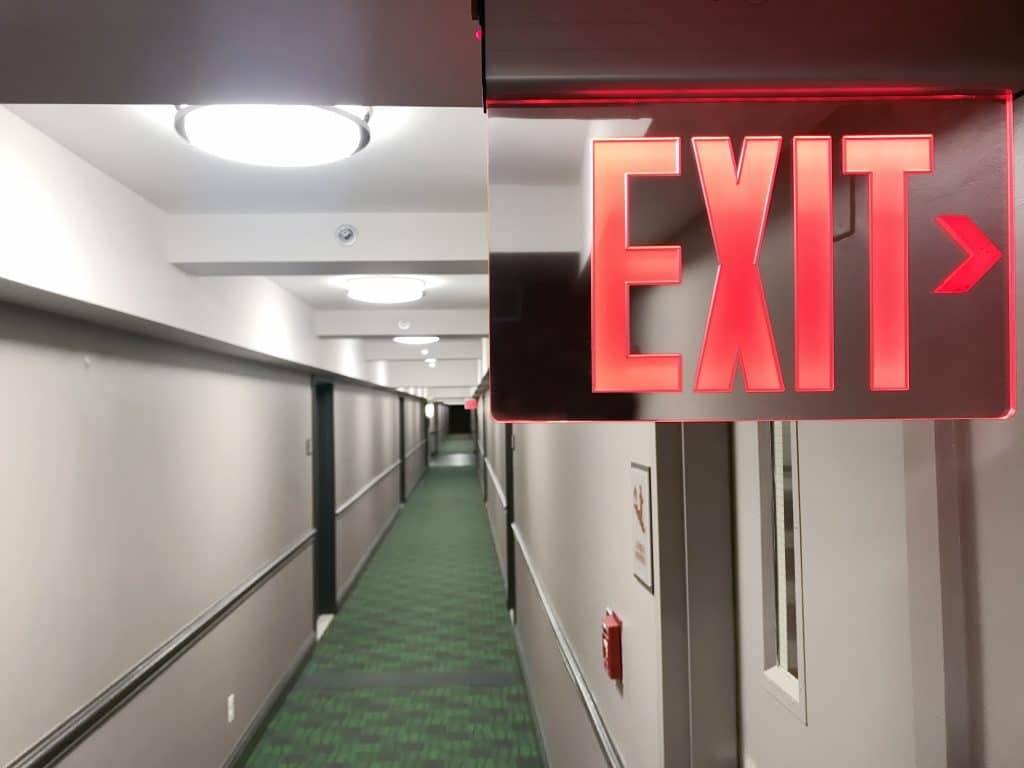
top-left (589, 133), bottom-right (980, 395)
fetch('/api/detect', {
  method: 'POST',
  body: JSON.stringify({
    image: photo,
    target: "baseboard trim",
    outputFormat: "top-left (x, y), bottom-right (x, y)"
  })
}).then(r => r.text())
top-left (8, 529), bottom-right (316, 768)
top-left (334, 503), bottom-right (404, 610)
top-left (224, 632), bottom-right (315, 768)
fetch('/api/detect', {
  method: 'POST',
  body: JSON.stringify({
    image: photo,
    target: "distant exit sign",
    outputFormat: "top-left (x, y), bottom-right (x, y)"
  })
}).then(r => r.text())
top-left (487, 94), bottom-right (1014, 421)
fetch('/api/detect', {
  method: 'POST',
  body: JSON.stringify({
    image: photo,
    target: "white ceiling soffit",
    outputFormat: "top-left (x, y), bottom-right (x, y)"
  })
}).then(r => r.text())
top-left (9, 105), bottom-right (488, 214)
top-left (314, 309), bottom-right (488, 338)
top-left (427, 386), bottom-right (478, 401)
top-left (0, 1), bottom-right (482, 106)
top-left (388, 359), bottom-right (480, 388)
top-left (166, 212), bottom-right (488, 275)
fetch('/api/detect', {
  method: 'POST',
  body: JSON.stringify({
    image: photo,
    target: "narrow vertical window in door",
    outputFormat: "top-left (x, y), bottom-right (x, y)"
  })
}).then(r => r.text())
top-left (773, 422), bottom-right (799, 677)
top-left (759, 421), bottom-right (807, 721)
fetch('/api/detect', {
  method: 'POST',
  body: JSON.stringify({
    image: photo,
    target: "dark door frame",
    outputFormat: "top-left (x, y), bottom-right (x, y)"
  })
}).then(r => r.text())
top-left (398, 395), bottom-right (407, 503)
top-left (312, 378), bottom-right (336, 616)
top-left (504, 423), bottom-right (516, 613)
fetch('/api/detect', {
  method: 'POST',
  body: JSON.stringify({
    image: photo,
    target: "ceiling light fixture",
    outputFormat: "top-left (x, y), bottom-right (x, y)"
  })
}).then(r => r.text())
top-left (392, 336), bottom-right (440, 346)
top-left (174, 104), bottom-right (371, 167)
top-left (420, 349), bottom-right (429, 355)
top-left (425, 358), bottom-right (438, 367)
top-left (341, 277), bottom-right (425, 305)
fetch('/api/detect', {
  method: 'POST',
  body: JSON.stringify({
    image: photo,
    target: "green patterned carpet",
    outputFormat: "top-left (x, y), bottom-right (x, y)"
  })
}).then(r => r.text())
top-left (245, 445), bottom-right (541, 767)
top-left (437, 435), bottom-right (475, 455)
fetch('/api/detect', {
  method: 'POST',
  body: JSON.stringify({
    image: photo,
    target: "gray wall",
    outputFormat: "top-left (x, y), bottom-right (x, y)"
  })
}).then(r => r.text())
top-left (513, 545), bottom-right (608, 768)
top-left (333, 385), bottom-right (402, 602)
top-left (482, 391), bottom-right (508, 584)
top-left (0, 302), bottom-right (314, 766)
top-left (58, 552), bottom-right (312, 768)
top-left (430, 403), bottom-right (450, 454)
top-left (734, 99), bottom-right (1023, 768)
top-left (403, 396), bottom-right (427, 495)
top-left (477, 397), bottom-right (678, 767)
top-left (512, 422), bottom-right (665, 768)
top-left (943, 98), bottom-right (1024, 768)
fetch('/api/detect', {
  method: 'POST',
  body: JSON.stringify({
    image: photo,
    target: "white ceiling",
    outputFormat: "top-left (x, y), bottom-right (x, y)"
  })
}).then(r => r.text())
top-left (4, 102), bottom-right (612, 396)
top-left (8, 104), bottom-right (489, 214)
top-left (272, 274), bottom-right (487, 310)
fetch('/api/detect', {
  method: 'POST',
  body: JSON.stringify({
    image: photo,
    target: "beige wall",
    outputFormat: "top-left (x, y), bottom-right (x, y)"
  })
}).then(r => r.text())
top-left (513, 546), bottom-right (608, 768)
top-left (512, 421), bottom-right (665, 768)
top-left (57, 551), bottom-right (313, 768)
top-left (333, 385), bottom-right (402, 601)
top-left (0, 303), bottom-right (314, 765)
top-left (404, 396), bottom-right (428, 493)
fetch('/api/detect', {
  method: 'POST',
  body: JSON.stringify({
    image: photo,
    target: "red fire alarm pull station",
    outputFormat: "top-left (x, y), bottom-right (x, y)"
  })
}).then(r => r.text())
top-left (602, 610), bottom-right (622, 680)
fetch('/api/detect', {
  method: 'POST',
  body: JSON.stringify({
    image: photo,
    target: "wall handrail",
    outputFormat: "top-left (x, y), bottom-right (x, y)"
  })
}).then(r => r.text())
top-left (335, 459), bottom-right (403, 518)
top-left (511, 523), bottom-right (625, 768)
top-left (7, 529), bottom-right (316, 768)
top-left (484, 456), bottom-right (507, 510)
top-left (404, 437), bottom-right (428, 460)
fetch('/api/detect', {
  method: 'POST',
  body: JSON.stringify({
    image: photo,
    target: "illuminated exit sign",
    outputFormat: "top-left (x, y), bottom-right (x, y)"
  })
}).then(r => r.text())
top-left (487, 95), bottom-right (1014, 421)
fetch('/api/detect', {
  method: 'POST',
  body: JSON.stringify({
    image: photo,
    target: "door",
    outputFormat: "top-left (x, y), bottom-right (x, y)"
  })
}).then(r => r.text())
top-left (732, 421), bottom-right (918, 768)
top-left (312, 379), bottom-right (336, 616)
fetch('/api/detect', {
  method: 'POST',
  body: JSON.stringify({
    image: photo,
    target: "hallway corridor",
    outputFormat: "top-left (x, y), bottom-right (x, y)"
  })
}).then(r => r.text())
top-left (244, 441), bottom-right (542, 767)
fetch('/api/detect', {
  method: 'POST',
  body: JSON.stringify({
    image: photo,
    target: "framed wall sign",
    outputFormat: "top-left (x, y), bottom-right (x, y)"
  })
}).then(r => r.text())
top-left (487, 93), bottom-right (1014, 422)
top-left (631, 462), bottom-right (654, 592)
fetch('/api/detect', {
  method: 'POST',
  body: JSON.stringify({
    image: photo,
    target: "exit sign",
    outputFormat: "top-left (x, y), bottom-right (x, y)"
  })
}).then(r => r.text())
top-left (487, 94), bottom-right (1014, 421)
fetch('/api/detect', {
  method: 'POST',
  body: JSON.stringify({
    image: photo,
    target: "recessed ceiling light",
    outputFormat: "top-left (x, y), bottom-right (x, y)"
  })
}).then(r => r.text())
top-left (425, 358), bottom-right (438, 366)
top-left (393, 336), bottom-right (440, 345)
top-left (338, 277), bottom-right (425, 304)
top-left (174, 104), bottom-right (371, 167)
top-left (420, 349), bottom-right (429, 355)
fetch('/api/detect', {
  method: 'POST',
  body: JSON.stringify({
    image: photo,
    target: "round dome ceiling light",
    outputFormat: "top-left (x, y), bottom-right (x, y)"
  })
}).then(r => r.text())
top-left (174, 105), bottom-right (372, 167)
top-left (344, 276), bottom-right (425, 305)
top-left (393, 336), bottom-right (440, 346)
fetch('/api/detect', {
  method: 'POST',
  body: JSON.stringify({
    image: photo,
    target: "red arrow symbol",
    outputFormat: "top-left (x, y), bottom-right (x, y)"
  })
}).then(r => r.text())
top-left (933, 215), bottom-right (1004, 294)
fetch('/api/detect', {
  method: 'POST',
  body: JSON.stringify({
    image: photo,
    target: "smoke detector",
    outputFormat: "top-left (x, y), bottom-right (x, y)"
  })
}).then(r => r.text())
top-left (335, 224), bottom-right (358, 246)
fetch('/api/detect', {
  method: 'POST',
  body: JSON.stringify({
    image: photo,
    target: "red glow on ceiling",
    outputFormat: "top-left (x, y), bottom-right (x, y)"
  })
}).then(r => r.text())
top-left (486, 88), bottom-right (1008, 109)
